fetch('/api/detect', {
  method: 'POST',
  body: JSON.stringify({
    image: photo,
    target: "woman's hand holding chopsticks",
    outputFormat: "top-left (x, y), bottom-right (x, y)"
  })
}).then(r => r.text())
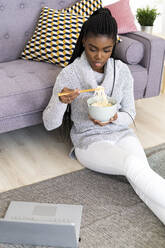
top-left (58, 87), bottom-right (99, 104)
top-left (59, 87), bottom-right (80, 104)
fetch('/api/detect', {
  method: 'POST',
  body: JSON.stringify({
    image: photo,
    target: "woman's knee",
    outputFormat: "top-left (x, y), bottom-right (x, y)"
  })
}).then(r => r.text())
top-left (117, 135), bottom-right (148, 163)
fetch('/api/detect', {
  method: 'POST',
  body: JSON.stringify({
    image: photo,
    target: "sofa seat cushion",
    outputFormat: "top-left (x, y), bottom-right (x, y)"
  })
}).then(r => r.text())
top-left (0, 59), bottom-right (62, 118)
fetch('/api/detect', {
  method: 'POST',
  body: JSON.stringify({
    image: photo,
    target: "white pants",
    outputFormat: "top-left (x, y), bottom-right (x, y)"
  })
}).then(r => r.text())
top-left (75, 135), bottom-right (165, 225)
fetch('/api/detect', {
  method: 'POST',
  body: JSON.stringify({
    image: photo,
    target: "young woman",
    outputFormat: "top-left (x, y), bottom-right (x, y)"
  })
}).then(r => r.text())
top-left (43, 8), bottom-right (165, 224)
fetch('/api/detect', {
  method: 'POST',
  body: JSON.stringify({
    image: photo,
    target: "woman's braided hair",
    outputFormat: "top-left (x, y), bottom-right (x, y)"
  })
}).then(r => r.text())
top-left (69, 8), bottom-right (118, 64)
top-left (60, 8), bottom-right (118, 142)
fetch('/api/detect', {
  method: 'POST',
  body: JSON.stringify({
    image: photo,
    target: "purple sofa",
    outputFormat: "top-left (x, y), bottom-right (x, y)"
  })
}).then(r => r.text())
top-left (0, 0), bottom-right (165, 134)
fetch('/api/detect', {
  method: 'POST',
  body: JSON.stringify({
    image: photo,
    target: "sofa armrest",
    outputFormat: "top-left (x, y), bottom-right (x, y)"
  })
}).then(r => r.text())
top-left (115, 35), bottom-right (144, 65)
top-left (122, 31), bottom-right (165, 98)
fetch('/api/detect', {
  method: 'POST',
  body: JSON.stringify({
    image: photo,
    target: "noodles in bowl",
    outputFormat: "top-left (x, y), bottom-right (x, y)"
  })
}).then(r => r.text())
top-left (87, 86), bottom-right (117, 122)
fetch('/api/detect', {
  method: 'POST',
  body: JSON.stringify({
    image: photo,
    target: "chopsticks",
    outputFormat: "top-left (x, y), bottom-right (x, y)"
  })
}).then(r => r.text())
top-left (58, 88), bottom-right (97, 96)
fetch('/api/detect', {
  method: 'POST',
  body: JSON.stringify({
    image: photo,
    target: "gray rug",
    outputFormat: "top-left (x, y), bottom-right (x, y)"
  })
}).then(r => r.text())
top-left (0, 143), bottom-right (165, 248)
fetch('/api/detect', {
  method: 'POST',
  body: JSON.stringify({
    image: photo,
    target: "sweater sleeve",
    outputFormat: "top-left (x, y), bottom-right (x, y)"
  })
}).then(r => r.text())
top-left (42, 69), bottom-right (71, 131)
top-left (113, 63), bottom-right (136, 127)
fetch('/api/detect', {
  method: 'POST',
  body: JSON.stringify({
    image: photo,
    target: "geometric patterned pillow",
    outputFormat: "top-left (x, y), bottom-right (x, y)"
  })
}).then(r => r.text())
top-left (61, 0), bottom-right (102, 16)
top-left (21, 7), bottom-right (88, 67)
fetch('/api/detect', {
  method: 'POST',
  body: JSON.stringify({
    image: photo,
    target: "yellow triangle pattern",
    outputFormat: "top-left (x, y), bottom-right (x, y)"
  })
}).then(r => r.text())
top-left (61, 0), bottom-right (102, 16)
top-left (22, 0), bottom-right (102, 67)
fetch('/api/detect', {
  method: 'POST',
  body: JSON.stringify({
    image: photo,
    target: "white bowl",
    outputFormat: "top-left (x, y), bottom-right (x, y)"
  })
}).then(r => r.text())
top-left (87, 96), bottom-right (117, 123)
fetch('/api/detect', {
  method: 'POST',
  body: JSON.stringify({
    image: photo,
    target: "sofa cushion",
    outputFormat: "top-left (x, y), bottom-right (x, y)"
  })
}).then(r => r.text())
top-left (0, 59), bottom-right (62, 119)
top-left (114, 36), bottom-right (144, 65)
top-left (104, 0), bottom-right (137, 34)
top-left (0, 0), bottom-right (78, 63)
top-left (21, 7), bottom-right (88, 67)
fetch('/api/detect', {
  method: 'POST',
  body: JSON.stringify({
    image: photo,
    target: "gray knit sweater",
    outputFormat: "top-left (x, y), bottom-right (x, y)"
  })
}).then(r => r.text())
top-left (43, 52), bottom-right (136, 149)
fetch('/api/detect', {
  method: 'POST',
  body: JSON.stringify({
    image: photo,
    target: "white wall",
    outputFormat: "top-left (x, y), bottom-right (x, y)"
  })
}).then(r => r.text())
top-left (102, 0), bottom-right (165, 35)
top-left (162, 2), bottom-right (165, 35)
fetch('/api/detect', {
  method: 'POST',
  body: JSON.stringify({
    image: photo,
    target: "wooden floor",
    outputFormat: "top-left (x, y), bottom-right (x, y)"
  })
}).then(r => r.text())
top-left (0, 94), bottom-right (165, 193)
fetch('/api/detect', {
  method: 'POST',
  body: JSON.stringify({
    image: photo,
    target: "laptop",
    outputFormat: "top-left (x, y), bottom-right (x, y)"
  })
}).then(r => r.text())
top-left (0, 201), bottom-right (83, 248)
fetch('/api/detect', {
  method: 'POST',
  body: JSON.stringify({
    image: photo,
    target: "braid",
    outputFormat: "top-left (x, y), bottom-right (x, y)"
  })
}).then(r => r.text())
top-left (69, 21), bottom-right (87, 64)
top-left (69, 7), bottom-right (118, 64)
top-left (61, 8), bottom-right (118, 143)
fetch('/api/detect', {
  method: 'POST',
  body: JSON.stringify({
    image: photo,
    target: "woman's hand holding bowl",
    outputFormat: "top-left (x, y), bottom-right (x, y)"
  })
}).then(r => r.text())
top-left (89, 113), bottom-right (118, 126)
top-left (59, 87), bottom-right (80, 104)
